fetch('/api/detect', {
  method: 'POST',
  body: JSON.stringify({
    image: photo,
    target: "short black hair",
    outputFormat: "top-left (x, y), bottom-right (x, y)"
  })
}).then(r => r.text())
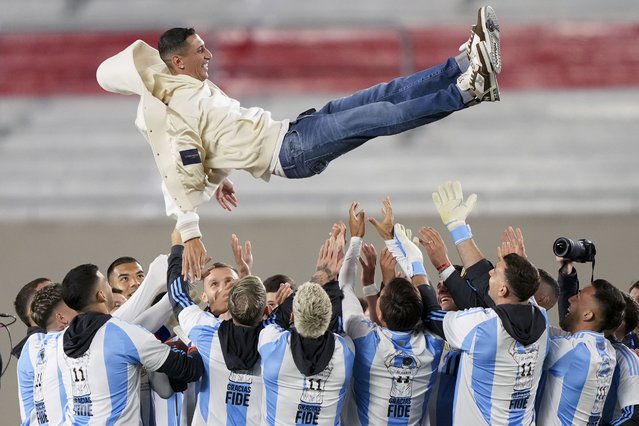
top-left (106, 256), bottom-right (139, 285)
top-left (263, 274), bottom-right (294, 293)
top-left (592, 279), bottom-right (625, 332)
top-left (380, 277), bottom-right (423, 332)
top-left (158, 28), bottom-right (197, 65)
top-left (31, 283), bottom-right (64, 330)
top-left (621, 293), bottom-right (639, 335)
top-left (62, 264), bottom-right (101, 312)
top-left (630, 280), bottom-right (639, 293)
top-left (503, 254), bottom-right (540, 302)
top-left (14, 277), bottom-right (51, 326)
top-left (538, 268), bottom-right (559, 298)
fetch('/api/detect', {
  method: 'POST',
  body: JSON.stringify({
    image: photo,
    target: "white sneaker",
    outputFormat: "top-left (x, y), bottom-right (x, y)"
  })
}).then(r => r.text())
top-left (457, 40), bottom-right (500, 102)
top-left (459, 6), bottom-right (501, 74)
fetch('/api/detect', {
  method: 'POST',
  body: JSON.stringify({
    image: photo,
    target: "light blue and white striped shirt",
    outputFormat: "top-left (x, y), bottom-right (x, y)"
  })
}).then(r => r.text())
top-left (57, 317), bottom-right (171, 425)
top-left (601, 341), bottom-right (639, 425)
top-left (258, 324), bottom-right (354, 426)
top-left (536, 328), bottom-right (616, 426)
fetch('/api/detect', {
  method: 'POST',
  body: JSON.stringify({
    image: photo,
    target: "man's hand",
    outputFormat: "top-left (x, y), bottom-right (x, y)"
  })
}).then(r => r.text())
top-left (231, 233), bottom-right (253, 278)
top-left (380, 247), bottom-right (398, 285)
top-left (556, 256), bottom-right (575, 275)
top-left (368, 197), bottom-right (394, 241)
top-left (497, 226), bottom-right (527, 260)
top-left (419, 227), bottom-right (451, 270)
top-left (171, 229), bottom-right (183, 246)
top-left (432, 181), bottom-right (477, 232)
top-left (359, 243), bottom-right (377, 285)
top-left (211, 280), bottom-right (233, 316)
top-left (312, 236), bottom-right (343, 285)
top-left (348, 202), bottom-right (366, 238)
top-left (331, 222), bottom-right (347, 264)
top-left (275, 283), bottom-right (294, 306)
top-left (182, 238), bottom-right (211, 282)
top-left (215, 178), bottom-right (239, 212)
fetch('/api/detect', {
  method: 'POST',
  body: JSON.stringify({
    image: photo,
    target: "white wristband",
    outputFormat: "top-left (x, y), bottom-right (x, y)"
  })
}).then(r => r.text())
top-left (362, 283), bottom-right (380, 297)
top-left (439, 264), bottom-right (456, 282)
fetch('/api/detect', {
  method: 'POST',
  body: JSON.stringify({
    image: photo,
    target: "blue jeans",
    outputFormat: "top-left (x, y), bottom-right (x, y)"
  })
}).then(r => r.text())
top-left (278, 57), bottom-right (466, 178)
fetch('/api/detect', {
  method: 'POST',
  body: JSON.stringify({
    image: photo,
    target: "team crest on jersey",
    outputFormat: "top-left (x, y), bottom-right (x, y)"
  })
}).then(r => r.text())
top-left (34, 346), bottom-right (49, 423)
top-left (384, 351), bottom-right (421, 419)
top-left (64, 353), bottom-right (94, 417)
top-left (295, 363), bottom-right (334, 425)
top-left (508, 341), bottom-right (539, 411)
top-left (226, 370), bottom-right (253, 407)
top-left (590, 356), bottom-right (613, 416)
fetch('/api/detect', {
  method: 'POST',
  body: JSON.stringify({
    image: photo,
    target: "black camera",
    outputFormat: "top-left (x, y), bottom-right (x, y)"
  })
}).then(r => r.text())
top-left (553, 237), bottom-right (596, 263)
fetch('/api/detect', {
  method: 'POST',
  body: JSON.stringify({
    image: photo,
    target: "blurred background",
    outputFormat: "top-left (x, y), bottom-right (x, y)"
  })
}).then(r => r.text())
top-left (2, 0), bottom-right (639, 418)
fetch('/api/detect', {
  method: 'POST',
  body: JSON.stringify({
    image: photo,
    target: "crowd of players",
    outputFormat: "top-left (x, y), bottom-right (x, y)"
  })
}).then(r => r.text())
top-left (12, 181), bottom-right (639, 425)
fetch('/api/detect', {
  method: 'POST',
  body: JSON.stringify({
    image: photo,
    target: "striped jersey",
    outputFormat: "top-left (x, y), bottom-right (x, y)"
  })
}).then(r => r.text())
top-left (341, 286), bottom-right (443, 426)
top-left (18, 331), bottom-right (67, 425)
top-left (428, 343), bottom-right (461, 426)
top-left (57, 317), bottom-right (171, 425)
top-left (177, 304), bottom-right (264, 426)
top-left (432, 306), bottom-right (549, 425)
top-left (258, 324), bottom-right (354, 426)
top-left (536, 329), bottom-right (616, 426)
top-left (601, 341), bottom-right (639, 425)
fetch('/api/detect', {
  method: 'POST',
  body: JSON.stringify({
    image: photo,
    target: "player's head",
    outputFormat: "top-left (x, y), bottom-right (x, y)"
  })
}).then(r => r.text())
top-left (30, 283), bottom-right (77, 331)
top-left (109, 288), bottom-right (127, 313)
top-left (615, 293), bottom-right (639, 337)
top-left (489, 254), bottom-right (540, 303)
top-left (534, 268), bottom-right (560, 310)
top-left (560, 279), bottom-right (625, 333)
top-left (201, 262), bottom-right (239, 311)
top-left (158, 27), bottom-right (211, 81)
top-left (293, 282), bottom-right (331, 338)
top-left (62, 264), bottom-right (114, 313)
top-left (106, 256), bottom-right (144, 298)
top-left (263, 274), bottom-right (295, 310)
top-left (228, 275), bottom-right (267, 327)
top-left (630, 280), bottom-right (639, 304)
top-left (377, 277), bottom-right (423, 331)
top-left (14, 277), bottom-right (52, 326)
top-left (437, 265), bottom-right (463, 311)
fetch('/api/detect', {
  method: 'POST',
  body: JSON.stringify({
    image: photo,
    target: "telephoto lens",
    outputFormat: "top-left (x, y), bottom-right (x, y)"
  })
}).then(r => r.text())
top-left (552, 237), bottom-right (596, 263)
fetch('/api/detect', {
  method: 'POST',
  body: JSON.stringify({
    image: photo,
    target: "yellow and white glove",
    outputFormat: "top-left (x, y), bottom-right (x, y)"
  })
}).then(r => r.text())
top-left (432, 181), bottom-right (477, 245)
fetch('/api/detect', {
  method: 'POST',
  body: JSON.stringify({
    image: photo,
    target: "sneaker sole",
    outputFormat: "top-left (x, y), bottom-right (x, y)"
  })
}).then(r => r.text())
top-left (477, 41), bottom-right (500, 101)
top-left (477, 6), bottom-right (502, 74)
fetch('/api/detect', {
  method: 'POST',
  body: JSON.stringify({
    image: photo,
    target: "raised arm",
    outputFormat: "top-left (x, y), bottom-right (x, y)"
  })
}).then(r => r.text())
top-left (231, 233), bottom-right (253, 278)
top-left (432, 180), bottom-right (483, 268)
top-left (113, 254), bottom-right (168, 322)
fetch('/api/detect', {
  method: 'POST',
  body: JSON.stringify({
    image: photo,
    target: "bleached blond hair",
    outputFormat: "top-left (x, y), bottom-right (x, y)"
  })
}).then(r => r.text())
top-left (293, 282), bottom-right (332, 338)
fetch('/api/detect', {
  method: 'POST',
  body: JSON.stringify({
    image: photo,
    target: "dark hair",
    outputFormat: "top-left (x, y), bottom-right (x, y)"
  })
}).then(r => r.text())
top-left (380, 277), bottom-right (423, 331)
top-left (630, 280), bottom-right (639, 293)
top-left (14, 277), bottom-right (51, 326)
top-left (106, 256), bottom-right (139, 285)
top-left (263, 274), bottom-right (294, 293)
top-left (111, 287), bottom-right (124, 295)
top-left (158, 28), bottom-right (197, 66)
top-left (621, 293), bottom-right (639, 335)
top-left (591, 279), bottom-right (625, 332)
top-left (209, 262), bottom-right (239, 275)
top-left (62, 264), bottom-right (101, 312)
top-left (358, 297), bottom-right (369, 312)
top-left (538, 268), bottom-right (559, 300)
top-left (503, 254), bottom-right (540, 301)
top-left (31, 283), bottom-right (64, 330)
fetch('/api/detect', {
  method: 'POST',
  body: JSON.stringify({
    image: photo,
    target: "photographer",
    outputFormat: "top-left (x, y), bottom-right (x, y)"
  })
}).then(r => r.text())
top-left (536, 242), bottom-right (626, 425)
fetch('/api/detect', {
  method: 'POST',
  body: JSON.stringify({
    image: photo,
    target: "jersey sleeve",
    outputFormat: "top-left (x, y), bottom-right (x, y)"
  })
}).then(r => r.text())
top-left (442, 307), bottom-right (494, 350)
top-left (258, 323), bottom-right (287, 351)
top-left (178, 304), bottom-right (221, 340)
top-left (615, 345), bottom-right (639, 409)
top-left (17, 341), bottom-right (35, 422)
top-left (114, 319), bottom-right (171, 372)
